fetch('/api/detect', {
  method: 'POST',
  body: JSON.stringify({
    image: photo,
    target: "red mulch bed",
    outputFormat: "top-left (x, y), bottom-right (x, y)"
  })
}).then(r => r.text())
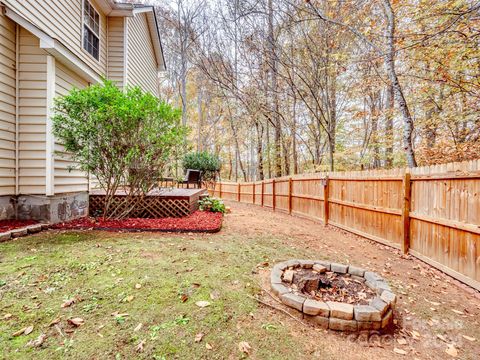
top-left (52, 211), bottom-right (223, 233)
top-left (0, 219), bottom-right (38, 233)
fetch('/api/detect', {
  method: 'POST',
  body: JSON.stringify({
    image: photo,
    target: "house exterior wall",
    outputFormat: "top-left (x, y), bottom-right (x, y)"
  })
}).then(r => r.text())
top-left (54, 62), bottom-right (89, 194)
top-left (127, 13), bottom-right (158, 96)
top-left (107, 17), bottom-right (125, 89)
top-left (2, 0), bottom-right (108, 78)
top-left (0, 13), bottom-right (16, 196)
top-left (18, 28), bottom-right (48, 195)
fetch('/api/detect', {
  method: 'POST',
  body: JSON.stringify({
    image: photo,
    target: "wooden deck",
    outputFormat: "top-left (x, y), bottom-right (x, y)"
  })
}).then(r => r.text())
top-left (89, 188), bottom-right (207, 218)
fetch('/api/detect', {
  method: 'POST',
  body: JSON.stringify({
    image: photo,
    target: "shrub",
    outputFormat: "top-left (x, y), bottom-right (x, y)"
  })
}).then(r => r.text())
top-left (53, 80), bottom-right (186, 218)
top-left (182, 152), bottom-right (221, 184)
top-left (199, 196), bottom-right (226, 214)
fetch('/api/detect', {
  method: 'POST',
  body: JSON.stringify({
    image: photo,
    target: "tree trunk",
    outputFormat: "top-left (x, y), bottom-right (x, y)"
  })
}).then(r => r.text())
top-left (385, 82), bottom-right (394, 168)
top-left (383, 0), bottom-right (417, 167)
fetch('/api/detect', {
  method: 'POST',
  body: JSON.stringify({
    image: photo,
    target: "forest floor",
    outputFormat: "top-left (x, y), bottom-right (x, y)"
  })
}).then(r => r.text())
top-left (0, 201), bottom-right (479, 359)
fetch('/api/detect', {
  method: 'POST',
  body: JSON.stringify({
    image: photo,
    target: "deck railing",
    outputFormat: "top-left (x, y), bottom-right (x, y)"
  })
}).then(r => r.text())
top-left (209, 160), bottom-right (480, 291)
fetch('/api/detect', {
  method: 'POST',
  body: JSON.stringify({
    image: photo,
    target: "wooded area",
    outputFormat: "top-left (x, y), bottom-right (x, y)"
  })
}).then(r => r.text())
top-left (210, 159), bottom-right (480, 291)
top-left (155, 0), bottom-right (480, 181)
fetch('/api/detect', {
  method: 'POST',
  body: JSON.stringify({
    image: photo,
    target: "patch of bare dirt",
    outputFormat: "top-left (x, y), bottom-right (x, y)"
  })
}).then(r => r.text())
top-left (224, 201), bottom-right (480, 360)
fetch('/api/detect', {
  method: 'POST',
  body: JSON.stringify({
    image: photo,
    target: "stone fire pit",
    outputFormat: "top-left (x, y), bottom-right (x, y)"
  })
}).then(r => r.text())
top-left (270, 260), bottom-right (396, 332)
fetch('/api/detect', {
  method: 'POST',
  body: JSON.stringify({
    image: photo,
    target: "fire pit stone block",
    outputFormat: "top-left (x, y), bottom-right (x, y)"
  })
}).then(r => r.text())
top-left (358, 320), bottom-right (381, 331)
top-left (354, 305), bottom-right (382, 322)
top-left (298, 260), bottom-right (315, 268)
top-left (381, 309), bottom-right (393, 328)
top-left (314, 260), bottom-right (331, 271)
top-left (283, 269), bottom-right (295, 283)
top-left (281, 293), bottom-right (306, 311)
top-left (348, 265), bottom-right (366, 277)
top-left (380, 290), bottom-right (397, 308)
top-left (304, 315), bottom-right (329, 329)
top-left (271, 283), bottom-right (290, 297)
top-left (329, 318), bottom-right (358, 332)
top-left (330, 263), bottom-right (349, 274)
top-left (370, 297), bottom-right (389, 315)
top-left (312, 264), bottom-right (327, 273)
top-left (303, 299), bottom-right (330, 317)
top-left (327, 301), bottom-right (354, 320)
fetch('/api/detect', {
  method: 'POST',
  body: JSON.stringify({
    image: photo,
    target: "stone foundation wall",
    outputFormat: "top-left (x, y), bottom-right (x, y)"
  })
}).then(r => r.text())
top-left (0, 192), bottom-right (88, 223)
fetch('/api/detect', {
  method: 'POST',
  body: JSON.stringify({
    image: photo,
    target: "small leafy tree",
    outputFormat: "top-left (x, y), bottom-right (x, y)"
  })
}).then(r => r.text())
top-left (182, 151), bottom-right (221, 188)
top-left (53, 80), bottom-right (185, 218)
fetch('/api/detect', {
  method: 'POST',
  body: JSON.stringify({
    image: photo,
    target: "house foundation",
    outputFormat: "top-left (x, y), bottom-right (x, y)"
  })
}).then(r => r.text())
top-left (0, 192), bottom-right (88, 223)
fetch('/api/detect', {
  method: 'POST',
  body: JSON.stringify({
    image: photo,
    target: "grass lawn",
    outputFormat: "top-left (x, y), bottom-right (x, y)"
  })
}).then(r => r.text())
top-left (1, 203), bottom-right (479, 359)
top-left (0, 228), bottom-right (309, 359)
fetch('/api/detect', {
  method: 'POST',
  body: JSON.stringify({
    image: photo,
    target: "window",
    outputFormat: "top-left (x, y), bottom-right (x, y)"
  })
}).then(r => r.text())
top-left (83, 0), bottom-right (100, 60)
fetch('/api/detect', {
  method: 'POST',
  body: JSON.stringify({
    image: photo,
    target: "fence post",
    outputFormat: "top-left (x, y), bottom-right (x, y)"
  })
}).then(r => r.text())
top-left (253, 182), bottom-right (256, 204)
top-left (261, 181), bottom-right (264, 207)
top-left (219, 182), bottom-right (222, 198)
top-left (401, 170), bottom-right (411, 254)
top-left (323, 176), bottom-right (329, 225)
top-left (272, 179), bottom-right (276, 211)
top-left (288, 177), bottom-right (293, 215)
top-left (238, 183), bottom-right (241, 202)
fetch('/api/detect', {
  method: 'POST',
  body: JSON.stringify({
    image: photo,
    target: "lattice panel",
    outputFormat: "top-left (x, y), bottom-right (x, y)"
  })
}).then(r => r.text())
top-left (89, 195), bottom-right (194, 218)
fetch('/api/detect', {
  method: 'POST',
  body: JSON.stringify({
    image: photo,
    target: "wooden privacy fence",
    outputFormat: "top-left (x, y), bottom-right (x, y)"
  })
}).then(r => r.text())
top-left (210, 160), bottom-right (480, 291)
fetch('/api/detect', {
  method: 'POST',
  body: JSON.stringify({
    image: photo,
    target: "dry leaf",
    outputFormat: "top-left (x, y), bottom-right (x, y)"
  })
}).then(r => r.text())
top-left (397, 338), bottom-right (407, 345)
top-left (181, 294), bottom-right (189, 303)
top-left (462, 335), bottom-right (476, 342)
top-left (48, 317), bottom-right (61, 327)
top-left (3, 313), bottom-right (12, 320)
top-left (452, 309), bottom-right (464, 315)
top-left (12, 327), bottom-right (27, 337)
top-left (195, 301), bottom-right (211, 308)
top-left (393, 348), bottom-right (407, 355)
top-left (134, 323), bottom-right (143, 332)
top-left (136, 340), bottom-right (145, 353)
top-left (437, 334), bottom-right (448, 342)
top-left (210, 290), bottom-right (220, 300)
top-left (68, 318), bottom-right (85, 327)
top-left (24, 325), bottom-right (34, 335)
top-left (194, 332), bottom-right (204, 343)
top-left (445, 344), bottom-right (458, 357)
top-left (27, 333), bottom-right (46, 348)
top-left (61, 298), bottom-right (76, 308)
top-left (238, 341), bottom-right (252, 354)
top-left (135, 283), bottom-right (142, 289)
top-left (123, 295), bottom-right (134, 303)
top-left (205, 343), bottom-right (213, 350)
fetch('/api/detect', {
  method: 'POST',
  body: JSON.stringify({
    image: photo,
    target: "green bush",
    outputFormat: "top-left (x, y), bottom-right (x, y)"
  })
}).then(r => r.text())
top-left (199, 196), bottom-right (226, 214)
top-left (53, 80), bottom-right (185, 218)
top-left (182, 151), bottom-right (221, 182)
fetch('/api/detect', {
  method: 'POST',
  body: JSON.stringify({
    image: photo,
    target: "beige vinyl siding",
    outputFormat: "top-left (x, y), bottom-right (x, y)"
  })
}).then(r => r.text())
top-left (0, 13), bottom-right (16, 195)
top-left (17, 28), bottom-right (47, 195)
top-left (107, 17), bottom-right (125, 88)
top-left (127, 13), bottom-right (158, 96)
top-left (54, 62), bottom-right (89, 194)
top-left (2, 0), bottom-right (107, 78)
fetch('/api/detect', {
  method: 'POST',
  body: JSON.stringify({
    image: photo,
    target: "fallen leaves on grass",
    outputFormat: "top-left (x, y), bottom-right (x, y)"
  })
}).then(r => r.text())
top-left (397, 338), bottom-right (407, 345)
top-left (48, 317), bottom-right (61, 327)
top-left (68, 318), bottom-right (85, 327)
top-left (3, 313), bottom-right (12, 320)
top-left (61, 297), bottom-right (81, 308)
top-left (205, 343), bottom-right (213, 350)
top-left (195, 301), bottom-right (211, 308)
top-left (238, 341), bottom-right (252, 355)
top-left (134, 323), bottom-right (143, 332)
top-left (135, 283), bottom-right (142, 289)
top-left (12, 325), bottom-right (33, 337)
top-left (26, 333), bottom-right (46, 348)
top-left (194, 332), bottom-right (204, 343)
top-left (136, 340), bottom-right (145, 353)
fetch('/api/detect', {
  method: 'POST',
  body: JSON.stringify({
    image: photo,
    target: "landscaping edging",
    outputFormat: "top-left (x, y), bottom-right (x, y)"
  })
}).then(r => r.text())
top-left (0, 223), bottom-right (49, 242)
top-left (270, 260), bottom-right (396, 332)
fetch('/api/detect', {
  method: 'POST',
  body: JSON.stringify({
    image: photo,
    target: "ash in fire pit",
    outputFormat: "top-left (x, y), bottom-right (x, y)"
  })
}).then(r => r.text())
top-left (287, 267), bottom-right (377, 305)
top-left (270, 260), bottom-right (396, 332)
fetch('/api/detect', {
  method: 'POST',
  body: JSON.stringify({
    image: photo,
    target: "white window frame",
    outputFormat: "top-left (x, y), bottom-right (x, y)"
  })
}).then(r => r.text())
top-left (81, 0), bottom-right (101, 61)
